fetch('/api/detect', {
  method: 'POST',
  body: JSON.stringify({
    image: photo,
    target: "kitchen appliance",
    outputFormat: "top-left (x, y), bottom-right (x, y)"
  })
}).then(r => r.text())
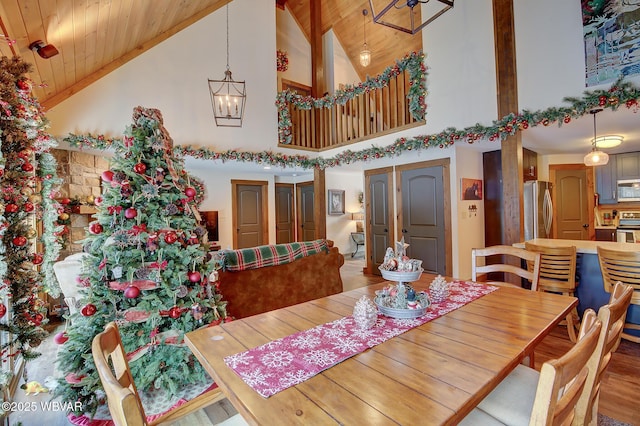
top-left (617, 179), bottom-right (640, 202)
top-left (524, 181), bottom-right (553, 240)
top-left (616, 211), bottom-right (640, 242)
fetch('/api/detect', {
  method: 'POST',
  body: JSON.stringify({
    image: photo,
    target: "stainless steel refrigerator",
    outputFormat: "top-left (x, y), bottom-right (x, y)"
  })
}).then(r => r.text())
top-left (523, 181), bottom-right (553, 241)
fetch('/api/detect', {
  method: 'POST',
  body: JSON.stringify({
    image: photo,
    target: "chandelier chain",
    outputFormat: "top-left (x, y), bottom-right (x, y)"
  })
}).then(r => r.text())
top-left (226, 4), bottom-right (230, 71)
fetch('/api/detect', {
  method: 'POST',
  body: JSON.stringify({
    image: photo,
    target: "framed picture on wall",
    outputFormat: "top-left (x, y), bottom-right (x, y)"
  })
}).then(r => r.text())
top-left (328, 189), bottom-right (345, 215)
top-left (461, 178), bottom-right (483, 200)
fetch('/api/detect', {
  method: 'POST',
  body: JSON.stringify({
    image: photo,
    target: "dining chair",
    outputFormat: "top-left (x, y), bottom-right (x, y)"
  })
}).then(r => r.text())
top-left (462, 311), bottom-right (602, 426)
top-left (597, 246), bottom-right (640, 343)
top-left (524, 243), bottom-right (580, 342)
top-left (574, 282), bottom-right (633, 426)
top-left (92, 322), bottom-right (226, 426)
top-left (472, 245), bottom-right (541, 291)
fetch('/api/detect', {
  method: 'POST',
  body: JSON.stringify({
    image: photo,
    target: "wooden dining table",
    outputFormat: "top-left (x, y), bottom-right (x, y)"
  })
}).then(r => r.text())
top-left (185, 273), bottom-right (577, 425)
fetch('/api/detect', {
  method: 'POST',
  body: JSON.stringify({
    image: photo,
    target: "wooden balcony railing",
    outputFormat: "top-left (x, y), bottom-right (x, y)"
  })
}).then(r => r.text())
top-left (276, 52), bottom-right (427, 151)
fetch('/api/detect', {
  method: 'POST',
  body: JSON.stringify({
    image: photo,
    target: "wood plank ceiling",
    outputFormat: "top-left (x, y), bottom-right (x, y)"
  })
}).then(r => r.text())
top-left (0, 0), bottom-right (421, 110)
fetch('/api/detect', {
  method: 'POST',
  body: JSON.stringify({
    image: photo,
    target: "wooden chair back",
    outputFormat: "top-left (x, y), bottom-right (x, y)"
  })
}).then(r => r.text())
top-left (472, 245), bottom-right (541, 291)
top-left (529, 313), bottom-right (602, 426)
top-left (575, 282), bottom-right (634, 426)
top-left (92, 322), bottom-right (146, 426)
top-left (524, 242), bottom-right (577, 293)
top-left (596, 246), bottom-right (640, 343)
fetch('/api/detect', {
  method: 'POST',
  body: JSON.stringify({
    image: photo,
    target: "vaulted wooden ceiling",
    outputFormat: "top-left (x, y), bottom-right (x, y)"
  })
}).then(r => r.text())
top-left (0, 0), bottom-right (420, 110)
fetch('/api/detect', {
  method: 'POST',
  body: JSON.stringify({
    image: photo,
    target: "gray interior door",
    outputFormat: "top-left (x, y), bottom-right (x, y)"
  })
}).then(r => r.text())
top-left (400, 166), bottom-right (446, 275)
top-left (298, 183), bottom-right (315, 241)
top-left (275, 184), bottom-right (294, 244)
top-left (236, 184), bottom-right (264, 248)
top-left (368, 171), bottom-right (392, 275)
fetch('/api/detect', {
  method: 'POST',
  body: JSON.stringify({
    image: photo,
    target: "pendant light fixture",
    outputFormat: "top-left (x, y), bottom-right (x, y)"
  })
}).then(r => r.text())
top-left (208, 4), bottom-right (246, 127)
top-left (584, 108), bottom-right (609, 167)
top-left (369, 0), bottom-right (454, 35)
top-left (359, 9), bottom-right (371, 68)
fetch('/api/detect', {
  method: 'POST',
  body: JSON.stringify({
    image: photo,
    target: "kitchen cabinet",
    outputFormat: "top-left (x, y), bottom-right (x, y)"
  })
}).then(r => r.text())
top-left (616, 152), bottom-right (640, 180)
top-left (595, 154), bottom-right (617, 204)
top-left (595, 228), bottom-right (616, 242)
top-left (523, 148), bottom-right (538, 181)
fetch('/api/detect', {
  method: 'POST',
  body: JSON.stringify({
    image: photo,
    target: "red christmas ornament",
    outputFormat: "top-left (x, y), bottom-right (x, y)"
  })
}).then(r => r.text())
top-left (81, 304), bottom-right (97, 316)
top-left (32, 253), bottom-right (44, 265)
top-left (17, 80), bottom-right (30, 90)
top-left (23, 202), bottom-right (35, 212)
top-left (34, 313), bottom-right (43, 322)
top-left (0, 304), bottom-right (6, 318)
top-left (54, 331), bottom-right (69, 344)
top-left (124, 286), bottom-right (141, 299)
top-left (164, 231), bottom-right (178, 244)
top-left (5, 204), bottom-right (18, 213)
top-left (60, 197), bottom-right (71, 205)
top-left (21, 163), bottom-right (34, 172)
top-left (188, 234), bottom-right (199, 245)
top-left (94, 196), bottom-right (103, 206)
top-left (101, 170), bottom-right (114, 182)
top-left (89, 222), bottom-right (103, 234)
top-left (169, 306), bottom-right (182, 319)
top-left (184, 187), bottom-right (197, 198)
top-left (133, 162), bottom-right (147, 174)
top-left (12, 236), bottom-right (27, 246)
top-left (124, 207), bottom-right (137, 219)
top-left (188, 271), bottom-right (202, 283)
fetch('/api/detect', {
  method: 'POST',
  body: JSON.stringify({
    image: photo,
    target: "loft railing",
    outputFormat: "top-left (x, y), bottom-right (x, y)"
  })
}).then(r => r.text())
top-left (276, 52), bottom-right (427, 151)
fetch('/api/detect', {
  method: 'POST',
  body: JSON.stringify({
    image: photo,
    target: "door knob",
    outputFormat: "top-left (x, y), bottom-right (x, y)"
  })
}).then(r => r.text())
top-left (582, 224), bottom-right (589, 229)
top-left (383, 228), bottom-right (388, 232)
top-left (402, 229), bottom-right (407, 233)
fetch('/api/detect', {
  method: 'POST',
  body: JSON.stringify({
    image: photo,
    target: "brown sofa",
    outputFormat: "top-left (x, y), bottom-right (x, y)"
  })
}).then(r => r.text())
top-left (216, 240), bottom-right (344, 319)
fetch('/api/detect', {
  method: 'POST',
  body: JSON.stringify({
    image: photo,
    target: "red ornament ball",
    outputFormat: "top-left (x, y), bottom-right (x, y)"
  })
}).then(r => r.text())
top-left (32, 253), bottom-right (44, 265)
top-left (12, 236), bottom-right (27, 246)
top-left (89, 222), bottom-right (103, 234)
top-left (184, 187), bottom-right (197, 198)
top-left (188, 271), bottom-right (202, 283)
top-left (17, 80), bottom-right (30, 91)
top-left (5, 204), bottom-right (18, 213)
top-left (164, 231), bottom-right (178, 244)
top-left (23, 202), bottom-right (35, 212)
top-left (0, 304), bottom-right (5, 318)
top-left (124, 286), bottom-right (140, 299)
top-left (34, 313), bottom-right (43, 322)
top-left (94, 196), bottom-right (103, 206)
top-left (133, 162), bottom-right (147, 174)
top-left (169, 306), bottom-right (182, 319)
top-left (21, 163), bottom-right (34, 172)
top-left (60, 197), bottom-right (71, 205)
top-left (101, 170), bottom-right (114, 182)
top-left (124, 207), bottom-right (137, 219)
top-left (54, 331), bottom-right (69, 344)
top-left (81, 304), bottom-right (97, 316)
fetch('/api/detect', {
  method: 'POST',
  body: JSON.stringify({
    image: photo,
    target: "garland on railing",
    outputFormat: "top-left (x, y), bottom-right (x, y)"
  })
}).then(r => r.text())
top-left (65, 78), bottom-right (640, 170)
top-left (275, 51), bottom-right (427, 144)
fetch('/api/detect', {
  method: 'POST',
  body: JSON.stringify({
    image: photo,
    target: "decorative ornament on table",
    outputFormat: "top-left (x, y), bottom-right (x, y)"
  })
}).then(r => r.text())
top-left (353, 296), bottom-right (378, 329)
top-left (429, 275), bottom-right (449, 303)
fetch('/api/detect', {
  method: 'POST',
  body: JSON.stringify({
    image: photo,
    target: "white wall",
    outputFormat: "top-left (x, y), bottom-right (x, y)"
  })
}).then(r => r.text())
top-left (42, 0), bottom-right (623, 274)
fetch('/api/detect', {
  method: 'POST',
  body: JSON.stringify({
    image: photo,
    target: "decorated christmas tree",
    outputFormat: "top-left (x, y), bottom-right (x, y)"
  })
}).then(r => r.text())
top-left (54, 107), bottom-right (227, 415)
top-left (0, 56), bottom-right (61, 373)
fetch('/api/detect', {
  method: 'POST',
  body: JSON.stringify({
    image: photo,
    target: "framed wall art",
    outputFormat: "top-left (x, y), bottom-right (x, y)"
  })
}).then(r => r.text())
top-left (461, 178), bottom-right (483, 201)
top-left (328, 189), bottom-right (345, 215)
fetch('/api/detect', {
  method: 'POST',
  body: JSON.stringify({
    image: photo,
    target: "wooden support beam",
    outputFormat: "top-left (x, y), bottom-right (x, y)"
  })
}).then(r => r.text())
top-left (493, 0), bottom-right (523, 246)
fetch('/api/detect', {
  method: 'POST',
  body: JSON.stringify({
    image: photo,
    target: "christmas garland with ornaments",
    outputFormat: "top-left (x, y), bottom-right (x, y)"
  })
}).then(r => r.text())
top-left (0, 56), bottom-right (63, 373)
top-left (65, 77), bottom-right (640, 170)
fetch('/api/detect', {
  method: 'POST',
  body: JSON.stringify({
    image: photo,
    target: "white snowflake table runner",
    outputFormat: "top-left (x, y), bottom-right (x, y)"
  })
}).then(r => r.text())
top-left (224, 281), bottom-right (497, 398)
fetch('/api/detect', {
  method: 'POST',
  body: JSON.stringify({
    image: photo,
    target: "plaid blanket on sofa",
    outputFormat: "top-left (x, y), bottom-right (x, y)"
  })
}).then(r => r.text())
top-left (220, 239), bottom-right (328, 272)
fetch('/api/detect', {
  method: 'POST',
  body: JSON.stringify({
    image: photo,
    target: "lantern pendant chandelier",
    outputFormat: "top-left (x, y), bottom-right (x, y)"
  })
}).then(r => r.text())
top-left (584, 108), bottom-right (609, 167)
top-left (360, 9), bottom-right (371, 67)
top-left (369, 0), bottom-right (454, 35)
top-left (208, 4), bottom-right (246, 127)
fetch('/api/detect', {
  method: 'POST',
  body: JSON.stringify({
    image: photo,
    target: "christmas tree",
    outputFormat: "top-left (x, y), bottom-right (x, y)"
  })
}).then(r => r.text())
top-left (54, 107), bottom-right (227, 415)
top-left (0, 56), bottom-right (61, 372)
